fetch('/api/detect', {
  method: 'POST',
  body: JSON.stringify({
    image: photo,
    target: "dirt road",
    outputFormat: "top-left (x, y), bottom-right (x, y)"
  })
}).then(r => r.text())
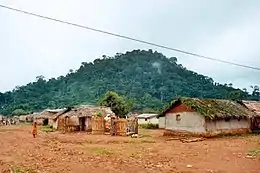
top-left (0, 125), bottom-right (259, 173)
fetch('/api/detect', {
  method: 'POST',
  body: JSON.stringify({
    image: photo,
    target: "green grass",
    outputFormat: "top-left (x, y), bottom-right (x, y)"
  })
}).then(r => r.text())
top-left (139, 123), bottom-right (159, 129)
top-left (248, 149), bottom-right (260, 157)
top-left (87, 147), bottom-right (113, 156)
top-left (17, 123), bottom-right (32, 126)
top-left (40, 125), bottom-right (56, 132)
top-left (12, 166), bottom-right (36, 173)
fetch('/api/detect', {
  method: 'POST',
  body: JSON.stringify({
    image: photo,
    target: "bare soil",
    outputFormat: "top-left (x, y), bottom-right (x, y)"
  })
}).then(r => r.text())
top-left (0, 125), bottom-right (259, 173)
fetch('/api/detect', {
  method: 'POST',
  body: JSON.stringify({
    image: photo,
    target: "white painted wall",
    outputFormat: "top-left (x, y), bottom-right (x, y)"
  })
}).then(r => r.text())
top-left (159, 117), bottom-right (165, 128)
top-left (206, 119), bottom-right (250, 132)
top-left (165, 112), bottom-right (206, 133)
top-left (138, 117), bottom-right (158, 124)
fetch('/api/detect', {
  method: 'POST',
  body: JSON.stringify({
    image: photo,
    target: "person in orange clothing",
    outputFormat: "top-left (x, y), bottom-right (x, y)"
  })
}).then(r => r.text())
top-left (32, 122), bottom-right (38, 138)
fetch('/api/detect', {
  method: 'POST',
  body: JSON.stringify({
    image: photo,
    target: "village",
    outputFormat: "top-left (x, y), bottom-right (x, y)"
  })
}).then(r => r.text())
top-left (0, 97), bottom-right (260, 173)
top-left (1, 1), bottom-right (260, 173)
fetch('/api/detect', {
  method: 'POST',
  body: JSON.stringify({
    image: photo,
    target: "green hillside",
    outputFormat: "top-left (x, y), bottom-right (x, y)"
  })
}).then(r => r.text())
top-left (0, 49), bottom-right (257, 115)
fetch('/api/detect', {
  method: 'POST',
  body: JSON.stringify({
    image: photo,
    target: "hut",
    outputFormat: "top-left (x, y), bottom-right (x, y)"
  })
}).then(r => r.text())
top-left (239, 100), bottom-right (260, 132)
top-left (0, 115), bottom-right (3, 125)
top-left (35, 109), bottom-right (65, 126)
top-left (26, 113), bottom-right (37, 123)
top-left (19, 115), bottom-right (27, 123)
top-left (158, 97), bottom-right (255, 136)
top-left (56, 106), bottom-right (112, 132)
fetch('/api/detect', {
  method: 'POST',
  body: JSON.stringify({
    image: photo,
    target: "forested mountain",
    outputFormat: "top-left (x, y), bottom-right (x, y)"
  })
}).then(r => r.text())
top-left (0, 49), bottom-right (259, 115)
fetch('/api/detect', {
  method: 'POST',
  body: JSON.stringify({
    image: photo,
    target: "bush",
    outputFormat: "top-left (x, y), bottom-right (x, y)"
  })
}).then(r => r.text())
top-left (40, 125), bottom-right (56, 132)
top-left (12, 109), bottom-right (28, 116)
top-left (140, 123), bottom-right (159, 129)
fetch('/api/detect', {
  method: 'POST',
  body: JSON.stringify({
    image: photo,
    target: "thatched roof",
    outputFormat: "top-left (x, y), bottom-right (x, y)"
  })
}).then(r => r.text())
top-left (238, 100), bottom-right (260, 117)
top-left (159, 97), bottom-right (254, 120)
top-left (59, 106), bottom-right (114, 119)
top-left (36, 109), bottom-right (65, 119)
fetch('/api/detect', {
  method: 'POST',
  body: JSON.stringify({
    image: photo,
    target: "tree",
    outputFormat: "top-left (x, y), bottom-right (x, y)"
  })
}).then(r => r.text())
top-left (0, 49), bottom-right (251, 115)
top-left (229, 90), bottom-right (243, 101)
top-left (36, 75), bottom-right (46, 82)
top-left (99, 91), bottom-right (132, 118)
top-left (12, 109), bottom-right (28, 116)
top-left (251, 85), bottom-right (260, 101)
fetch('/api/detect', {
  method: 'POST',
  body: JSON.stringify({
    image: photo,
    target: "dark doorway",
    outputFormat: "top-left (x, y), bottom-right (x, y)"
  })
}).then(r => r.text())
top-left (43, 118), bottom-right (49, 126)
top-left (79, 117), bottom-right (86, 131)
top-left (251, 118), bottom-right (260, 133)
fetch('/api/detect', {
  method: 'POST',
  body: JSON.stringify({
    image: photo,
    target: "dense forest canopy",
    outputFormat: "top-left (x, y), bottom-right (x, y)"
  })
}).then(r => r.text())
top-left (0, 49), bottom-right (259, 115)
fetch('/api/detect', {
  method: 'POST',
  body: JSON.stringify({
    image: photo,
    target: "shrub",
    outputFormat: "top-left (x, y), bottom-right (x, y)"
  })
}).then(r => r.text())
top-left (140, 123), bottom-right (159, 129)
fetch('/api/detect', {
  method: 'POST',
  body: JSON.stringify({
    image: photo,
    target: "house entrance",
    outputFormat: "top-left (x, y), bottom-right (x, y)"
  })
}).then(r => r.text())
top-left (251, 118), bottom-right (260, 133)
top-left (43, 118), bottom-right (49, 126)
top-left (79, 117), bottom-right (86, 131)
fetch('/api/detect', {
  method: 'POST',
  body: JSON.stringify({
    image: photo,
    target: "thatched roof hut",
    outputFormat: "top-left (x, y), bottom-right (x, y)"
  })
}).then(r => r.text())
top-left (158, 97), bottom-right (255, 136)
top-left (34, 109), bottom-right (66, 125)
top-left (159, 97), bottom-right (254, 120)
top-left (56, 106), bottom-right (114, 132)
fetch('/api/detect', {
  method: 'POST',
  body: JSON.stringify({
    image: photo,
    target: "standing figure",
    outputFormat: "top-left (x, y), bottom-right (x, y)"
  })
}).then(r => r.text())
top-left (32, 122), bottom-right (38, 138)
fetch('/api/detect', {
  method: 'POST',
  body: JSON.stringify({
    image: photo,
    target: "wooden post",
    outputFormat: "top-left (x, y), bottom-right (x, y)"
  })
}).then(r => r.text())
top-left (110, 117), bottom-right (116, 136)
top-left (135, 117), bottom-right (138, 134)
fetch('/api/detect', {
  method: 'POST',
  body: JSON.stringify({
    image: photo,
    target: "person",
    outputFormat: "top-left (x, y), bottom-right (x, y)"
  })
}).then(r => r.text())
top-left (32, 122), bottom-right (38, 138)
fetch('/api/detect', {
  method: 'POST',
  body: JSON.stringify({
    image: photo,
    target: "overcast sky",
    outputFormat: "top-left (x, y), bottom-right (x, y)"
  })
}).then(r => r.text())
top-left (1, 0), bottom-right (260, 92)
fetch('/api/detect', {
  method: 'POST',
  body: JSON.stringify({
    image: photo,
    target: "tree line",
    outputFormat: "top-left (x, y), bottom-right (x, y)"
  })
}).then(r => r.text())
top-left (0, 49), bottom-right (259, 116)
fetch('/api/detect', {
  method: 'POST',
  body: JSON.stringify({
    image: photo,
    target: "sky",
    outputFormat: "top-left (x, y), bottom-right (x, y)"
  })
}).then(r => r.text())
top-left (0, 0), bottom-right (260, 92)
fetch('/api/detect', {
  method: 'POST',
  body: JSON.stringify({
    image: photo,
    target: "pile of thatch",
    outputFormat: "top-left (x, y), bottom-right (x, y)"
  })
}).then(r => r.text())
top-left (161, 97), bottom-right (255, 120)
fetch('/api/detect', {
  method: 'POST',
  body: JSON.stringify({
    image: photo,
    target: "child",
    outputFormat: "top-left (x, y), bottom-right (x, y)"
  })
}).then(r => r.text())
top-left (32, 122), bottom-right (37, 138)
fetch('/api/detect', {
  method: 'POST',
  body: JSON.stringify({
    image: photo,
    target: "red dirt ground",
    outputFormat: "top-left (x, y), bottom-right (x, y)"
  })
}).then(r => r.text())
top-left (0, 125), bottom-right (259, 173)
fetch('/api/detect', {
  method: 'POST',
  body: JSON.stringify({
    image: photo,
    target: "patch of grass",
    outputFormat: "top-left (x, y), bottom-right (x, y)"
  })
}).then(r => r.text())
top-left (252, 129), bottom-right (260, 134)
top-left (139, 123), bottom-right (159, 129)
top-left (216, 133), bottom-right (255, 139)
top-left (139, 139), bottom-right (156, 143)
top-left (12, 166), bottom-right (36, 173)
top-left (248, 149), bottom-right (260, 157)
top-left (87, 147), bottom-right (113, 156)
top-left (40, 125), bottom-right (56, 132)
top-left (124, 139), bottom-right (156, 144)
top-left (17, 123), bottom-right (32, 126)
top-left (141, 134), bottom-right (152, 138)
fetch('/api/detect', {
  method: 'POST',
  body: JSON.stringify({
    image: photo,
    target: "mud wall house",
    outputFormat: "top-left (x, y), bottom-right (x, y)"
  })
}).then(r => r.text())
top-left (25, 113), bottom-right (35, 123)
top-left (52, 109), bottom-right (70, 129)
top-left (158, 97), bottom-right (254, 136)
top-left (56, 106), bottom-right (111, 132)
top-left (239, 100), bottom-right (260, 132)
top-left (35, 109), bottom-right (65, 126)
top-left (45, 109), bottom-right (66, 127)
top-left (19, 115), bottom-right (27, 123)
top-left (137, 114), bottom-right (158, 124)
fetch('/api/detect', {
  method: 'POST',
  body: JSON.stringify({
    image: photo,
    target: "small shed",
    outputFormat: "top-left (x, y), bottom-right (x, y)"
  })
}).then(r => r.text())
top-left (137, 114), bottom-right (158, 125)
top-left (158, 97), bottom-right (255, 136)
